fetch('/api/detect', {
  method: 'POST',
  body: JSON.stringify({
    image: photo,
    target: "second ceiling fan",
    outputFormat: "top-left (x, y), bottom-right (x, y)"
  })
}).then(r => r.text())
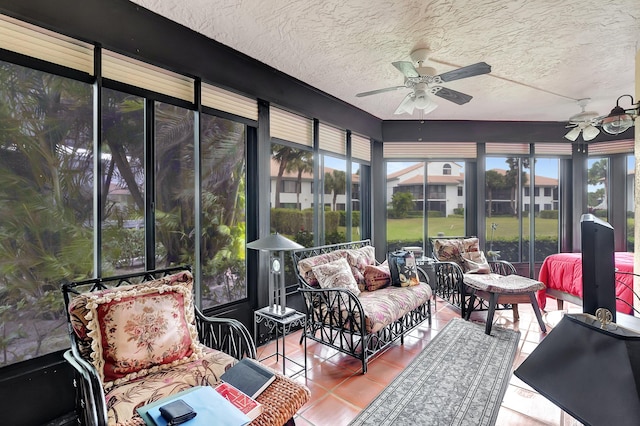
top-left (356, 48), bottom-right (491, 115)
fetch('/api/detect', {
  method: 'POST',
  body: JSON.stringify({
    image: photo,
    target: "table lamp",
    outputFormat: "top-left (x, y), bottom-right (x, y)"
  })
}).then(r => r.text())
top-left (247, 233), bottom-right (304, 318)
top-left (514, 310), bottom-right (640, 426)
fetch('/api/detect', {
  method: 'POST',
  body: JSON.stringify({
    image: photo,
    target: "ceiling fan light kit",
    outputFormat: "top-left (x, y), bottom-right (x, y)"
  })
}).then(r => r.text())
top-left (356, 48), bottom-right (491, 116)
top-left (601, 95), bottom-right (639, 135)
top-left (563, 98), bottom-right (602, 142)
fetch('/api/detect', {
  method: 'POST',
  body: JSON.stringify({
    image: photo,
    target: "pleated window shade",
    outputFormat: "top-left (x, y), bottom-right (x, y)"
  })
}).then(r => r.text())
top-left (486, 143), bottom-right (530, 155)
top-left (201, 84), bottom-right (257, 121)
top-left (270, 107), bottom-right (313, 146)
top-left (588, 139), bottom-right (634, 156)
top-left (318, 123), bottom-right (345, 155)
top-left (384, 142), bottom-right (476, 159)
top-left (102, 50), bottom-right (194, 103)
top-left (0, 14), bottom-right (93, 74)
top-left (351, 134), bottom-right (371, 162)
top-left (534, 143), bottom-right (573, 156)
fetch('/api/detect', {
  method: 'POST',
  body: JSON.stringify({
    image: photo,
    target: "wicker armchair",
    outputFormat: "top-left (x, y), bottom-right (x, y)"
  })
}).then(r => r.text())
top-left (62, 266), bottom-right (309, 426)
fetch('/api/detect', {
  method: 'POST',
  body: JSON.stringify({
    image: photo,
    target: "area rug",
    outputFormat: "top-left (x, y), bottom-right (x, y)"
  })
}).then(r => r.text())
top-left (349, 318), bottom-right (520, 426)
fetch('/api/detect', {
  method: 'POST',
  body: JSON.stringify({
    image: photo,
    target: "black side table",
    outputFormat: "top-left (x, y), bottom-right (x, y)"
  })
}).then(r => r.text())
top-left (254, 307), bottom-right (307, 378)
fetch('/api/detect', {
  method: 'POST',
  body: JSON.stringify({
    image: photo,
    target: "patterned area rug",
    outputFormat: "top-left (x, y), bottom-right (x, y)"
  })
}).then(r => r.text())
top-left (349, 318), bottom-right (520, 426)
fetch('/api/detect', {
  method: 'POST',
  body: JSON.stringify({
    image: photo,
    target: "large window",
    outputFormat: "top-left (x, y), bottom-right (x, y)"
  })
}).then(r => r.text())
top-left (101, 88), bottom-right (145, 273)
top-left (627, 155), bottom-right (635, 251)
top-left (200, 114), bottom-right (247, 308)
top-left (0, 61), bottom-right (93, 366)
top-left (587, 157), bottom-right (609, 221)
top-left (323, 155), bottom-right (347, 243)
top-left (533, 158), bottom-right (560, 262)
top-left (386, 161), bottom-right (423, 251)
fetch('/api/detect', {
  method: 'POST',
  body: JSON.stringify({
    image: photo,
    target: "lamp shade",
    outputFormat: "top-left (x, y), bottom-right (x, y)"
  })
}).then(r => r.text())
top-left (581, 124), bottom-right (600, 141)
top-left (246, 233), bottom-right (304, 251)
top-left (514, 313), bottom-right (640, 426)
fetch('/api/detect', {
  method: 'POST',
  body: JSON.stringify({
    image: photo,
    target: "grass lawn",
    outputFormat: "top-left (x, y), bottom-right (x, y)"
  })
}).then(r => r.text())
top-left (387, 216), bottom-right (560, 241)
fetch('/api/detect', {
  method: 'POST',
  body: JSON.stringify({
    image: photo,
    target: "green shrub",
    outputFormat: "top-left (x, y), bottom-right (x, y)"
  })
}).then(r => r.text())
top-left (539, 210), bottom-right (558, 219)
top-left (453, 207), bottom-right (464, 215)
top-left (427, 210), bottom-right (444, 218)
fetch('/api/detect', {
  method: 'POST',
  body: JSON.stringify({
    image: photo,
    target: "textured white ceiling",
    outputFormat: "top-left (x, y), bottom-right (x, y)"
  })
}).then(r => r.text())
top-left (130, 0), bottom-right (639, 123)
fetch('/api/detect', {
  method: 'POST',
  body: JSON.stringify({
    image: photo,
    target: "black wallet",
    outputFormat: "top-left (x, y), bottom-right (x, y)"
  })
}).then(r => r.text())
top-left (159, 399), bottom-right (197, 425)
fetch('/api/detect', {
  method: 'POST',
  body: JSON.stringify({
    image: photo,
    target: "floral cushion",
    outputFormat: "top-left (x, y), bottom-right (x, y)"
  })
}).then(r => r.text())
top-left (68, 271), bottom-right (203, 389)
top-left (363, 261), bottom-right (391, 291)
top-left (433, 237), bottom-right (481, 269)
top-left (312, 258), bottom-right (361, 305)
top-left (297, 250), bottom-right (347, 287)
top-left (106, 346), bottom-right (235, 426)
top-left (297, 246), bottom-right (376, 292)
top-left (347, 284), bottom-right (432, 333)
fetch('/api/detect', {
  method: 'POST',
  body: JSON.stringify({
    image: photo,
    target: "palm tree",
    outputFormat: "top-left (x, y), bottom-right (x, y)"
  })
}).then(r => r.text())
top-left (324, 169), bottom-right (346, 211)
top-left (285, 151), bottom-right (313, 209)
top-left (272, 144), bottom-right (298, 208)
top-left (486, 170), bottom-right (507, 217)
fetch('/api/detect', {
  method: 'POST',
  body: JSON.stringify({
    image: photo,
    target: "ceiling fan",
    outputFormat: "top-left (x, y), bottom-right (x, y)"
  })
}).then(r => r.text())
top-left (564, 98), bottom-right (602, 142)
top-left (355, 48), bottom-right (491, 115)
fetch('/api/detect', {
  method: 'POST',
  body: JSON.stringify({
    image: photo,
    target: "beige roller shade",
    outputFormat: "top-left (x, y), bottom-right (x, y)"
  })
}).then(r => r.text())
top-left (534, 143), bottom-right (573, 156)
top-left (201, 83), bottom-right (257, 121)
top-left (0, 14), bottom-right (93, 74)
top-left (486, 143), bottom-right (530, 155)
top-left (102, 50), bottom-right (194, 102)
top-left (270, 107), bottom-right (313, 146)
top-left (588, 139), bottom-right (634, 155)
top-left (384, 142), bottom-right (476, 159)
top-left (318, 123), bottom-right (345, 155)
top-left (351, 134), bottom-right (371, 162)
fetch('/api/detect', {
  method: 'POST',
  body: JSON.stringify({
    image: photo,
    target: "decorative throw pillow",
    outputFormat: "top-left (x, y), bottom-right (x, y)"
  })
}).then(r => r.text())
top-left (363, 261), bottom-right (391, 291)
top-left (312, 257), bottom-right (360, 305)
top-left (78, 271), bottom-right (203, 388)
top-left (388, 251), bottom-right (420, 287)
top-left (462, 250), bottom-right (491, 274)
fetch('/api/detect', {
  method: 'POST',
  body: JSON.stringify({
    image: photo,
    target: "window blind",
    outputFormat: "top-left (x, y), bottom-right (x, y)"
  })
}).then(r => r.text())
top-left (270, 107), bottom-right (313, 146)
top-left (384, 142), bottom-right (476, 159)
top-left (588, 139), bottom-right (634, 155)
top-left (351, 134), bottom-right (371, 162)
top-left (486, 143), bottom-right (530, 155)
top-left (318, 123), bottom-right (345, 155)
top-left (534, 143), bottom-right (573, 156)
top-left (102, 50), bottom-right (194, 102)
top-left (0, 14), bottom-right (93, 74)
top-left (201, 83), bottom-right (257, 121)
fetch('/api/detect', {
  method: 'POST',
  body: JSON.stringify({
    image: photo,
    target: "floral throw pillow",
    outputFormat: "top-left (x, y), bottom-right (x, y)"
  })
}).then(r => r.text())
top-left (312, 257), bottom-right (360, 305)
top-left (80, 272), bottom-right (203, 388)
top-left (388, 251), bottom-right (420, 287)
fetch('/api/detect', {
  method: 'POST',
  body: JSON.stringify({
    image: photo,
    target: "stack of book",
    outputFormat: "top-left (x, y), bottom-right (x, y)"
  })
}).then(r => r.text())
top-left (137, 383), bottom-right (262, 426)
top-left (220, 358), bottom-right (276, 398)
top-left (137, 359), bottom-right (275, 426)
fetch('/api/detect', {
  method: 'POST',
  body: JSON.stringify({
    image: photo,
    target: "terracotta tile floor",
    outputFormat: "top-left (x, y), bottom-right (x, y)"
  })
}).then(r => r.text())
top-left (255, 296), bottom-right (585, 426)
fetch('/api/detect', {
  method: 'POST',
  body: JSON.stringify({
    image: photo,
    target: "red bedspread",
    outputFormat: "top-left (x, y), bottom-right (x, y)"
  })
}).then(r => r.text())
top-left (536, 252), bottom-right (634, 314)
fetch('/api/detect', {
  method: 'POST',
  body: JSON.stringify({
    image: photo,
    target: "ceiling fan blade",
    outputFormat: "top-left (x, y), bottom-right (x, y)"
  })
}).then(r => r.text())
top-left (432, 87), bottom-right (473, 105)
top-left (437, 62), bottom-right (491, 82)
top-left (392, 61), bottom-right (420, 78)
top-left (394, 93), bottom-right (415, 115)
top-left (356, 86), bottom-right (406, 97)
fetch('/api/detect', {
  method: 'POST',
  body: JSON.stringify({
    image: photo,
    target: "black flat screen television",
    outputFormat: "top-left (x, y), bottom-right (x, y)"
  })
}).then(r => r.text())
top-left (580, 213), bottom-right (616, 321)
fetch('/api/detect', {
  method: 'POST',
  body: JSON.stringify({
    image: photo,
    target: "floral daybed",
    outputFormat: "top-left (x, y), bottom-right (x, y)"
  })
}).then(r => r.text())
top-left (62, 267), bottom-right (309, 426)
top-left (291, 240), bottom-right (432, 373)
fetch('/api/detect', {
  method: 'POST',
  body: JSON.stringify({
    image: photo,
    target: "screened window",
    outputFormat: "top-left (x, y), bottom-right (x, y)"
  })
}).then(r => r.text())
top-left (0, 61), bottom-right (93, 366)
top-left (200, 114), bottom-right (247, 308)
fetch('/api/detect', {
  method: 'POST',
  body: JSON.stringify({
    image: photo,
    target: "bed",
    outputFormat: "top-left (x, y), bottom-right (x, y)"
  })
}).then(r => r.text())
top-left (536, 252), bottom-right (634, 314)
